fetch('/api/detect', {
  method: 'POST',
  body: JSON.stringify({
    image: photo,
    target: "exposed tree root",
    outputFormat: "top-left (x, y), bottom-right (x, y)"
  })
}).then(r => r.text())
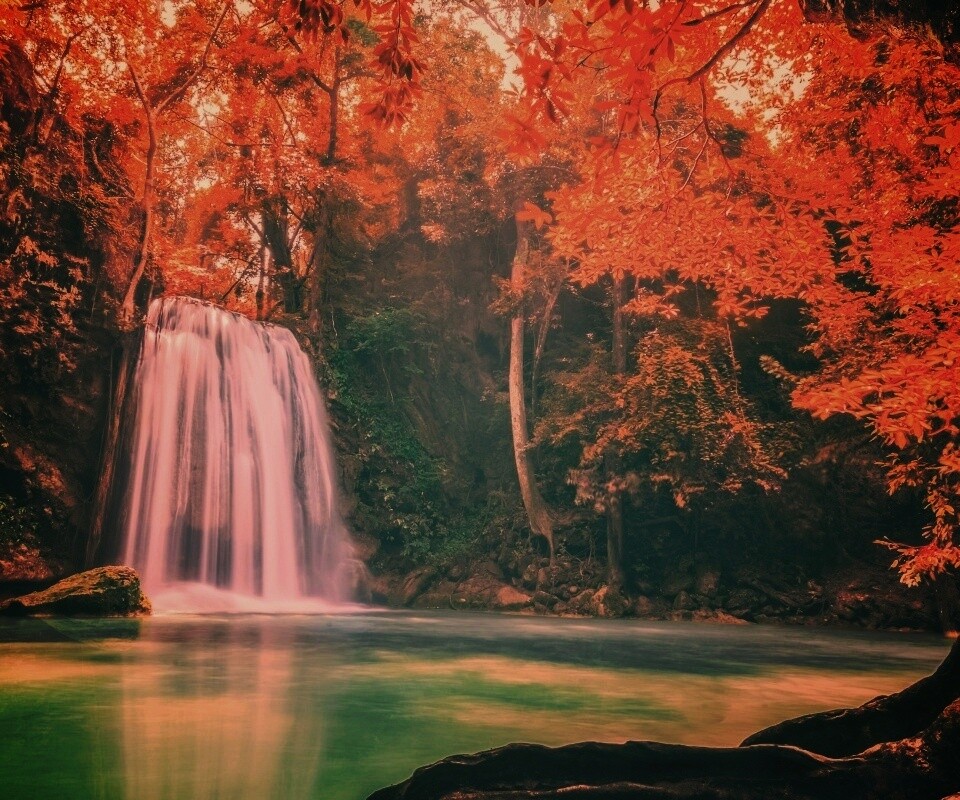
top-left (369, 641), bottom-right (960, 800)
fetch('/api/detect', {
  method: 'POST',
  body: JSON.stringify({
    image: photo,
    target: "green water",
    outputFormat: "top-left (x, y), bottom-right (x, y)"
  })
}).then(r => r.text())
top-left (0, 612), bottom-right (950, 800)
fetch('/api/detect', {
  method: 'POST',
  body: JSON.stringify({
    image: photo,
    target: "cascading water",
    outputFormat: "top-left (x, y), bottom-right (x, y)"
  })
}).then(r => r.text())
top-left (118, 296), bottom-right (356, 612)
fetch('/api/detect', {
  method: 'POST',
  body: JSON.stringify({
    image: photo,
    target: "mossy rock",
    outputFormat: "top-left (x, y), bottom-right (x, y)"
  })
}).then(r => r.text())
top-left (0, 566), bottom-right (151, 617)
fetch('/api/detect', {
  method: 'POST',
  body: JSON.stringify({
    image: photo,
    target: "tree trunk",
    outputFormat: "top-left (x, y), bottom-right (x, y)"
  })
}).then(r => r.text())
top-left (307, 201), bottom-right (333, 336)
top-left (509, 221), bottom-right (554, 562)
top-left (935, 573), bottom-right (960, 636)
top-left (261, 199), bottom-right (301, 313)
top-left (605, 276), bottom-right (626, 589)
top-left (255, 232), bottom-right (269, 321)
top-left (120, 97), bottom-right (155, 326)
top-left (325, 48), bottom-right (340, 164)
top-left (744, 637), bottom-right (960, 755)
top-left (530, 281), bottom-right (561, 420)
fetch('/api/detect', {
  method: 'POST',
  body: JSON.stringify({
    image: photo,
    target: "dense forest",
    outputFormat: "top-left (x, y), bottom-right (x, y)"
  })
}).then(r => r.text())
top-left (1, 0), bottom-right (959, 630)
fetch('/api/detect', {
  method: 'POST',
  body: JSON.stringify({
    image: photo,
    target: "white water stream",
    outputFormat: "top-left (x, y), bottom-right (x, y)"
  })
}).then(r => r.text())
top-left (119, 297), bottom-right (355, 612)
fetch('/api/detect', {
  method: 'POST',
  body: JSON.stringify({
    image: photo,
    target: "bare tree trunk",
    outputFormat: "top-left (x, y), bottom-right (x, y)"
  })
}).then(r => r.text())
top-left (261, 198), bottom-right (302, 313)
top-left (119, 5), bottom-right (229, 325)
top-left (325, 48), bottom-right (340, 164)
top-left (934, 573), bottom-right (960, 635)
top-left (255, 231), bottom-right (268, 321)
top-left (307, 201), bottom-right (332, 335)
top-left (509, 221), bottom-right (555, 562)
top-left (120, 68), bottom-right (155, 326)
top-left (605, 275), bottom-right (626, 589)
top-left (530, 280), bottom-right (561, 420)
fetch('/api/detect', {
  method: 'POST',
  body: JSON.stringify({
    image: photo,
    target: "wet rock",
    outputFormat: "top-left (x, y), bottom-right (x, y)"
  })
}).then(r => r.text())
top-left (535, 567), bottom-right (551, 590)
top-left (690, 609), bottom-right (750, 625)
top-left (351, 532), bottom-right (380, 562)
top-left (567, 589), bottom-right (595, 615)
top-left (673, 590), bottom-right (697, 611)
top-left (835, 589), bottom-right (872, 622)
top-left (533, 590), bottom-right (558, 608)
top-left (634, 595), bottom-right (657, 617)
top-left (726, 588), bottom-right (762, 615)
top-left (397, 566), bottom-right (437, 606)
top-left (695, 567), bottom-right (721, 596)
top-left (479, 560), bottom-right (502, 579)
top-left (343, 558), bottom-right (373, 603)
top-left (367, 573), bottom-right (394, 604)
top-left (661, 572), bottom-right (694, 598)
top-left (494, 585), bottom-right (533, 610)
top-left (521, 563), bottom-right (539, 589)
top-left (0, 542), bottom-right (72, 584)
top-left (0, 566), bottom-right (151, 616)
top-left (591, 586), bottom-right (629, 618)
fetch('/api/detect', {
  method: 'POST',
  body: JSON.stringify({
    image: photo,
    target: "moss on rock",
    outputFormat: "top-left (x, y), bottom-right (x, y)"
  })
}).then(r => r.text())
top-left (0, 565), bottom-right (151, 617)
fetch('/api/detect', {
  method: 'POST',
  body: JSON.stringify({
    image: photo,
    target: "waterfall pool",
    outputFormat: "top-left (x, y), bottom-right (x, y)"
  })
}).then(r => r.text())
top-left (0, 611), bottom-right (949, 800)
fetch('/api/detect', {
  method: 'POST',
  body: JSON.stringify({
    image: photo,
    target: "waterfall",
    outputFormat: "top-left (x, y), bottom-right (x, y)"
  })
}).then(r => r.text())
top-left (119, 296), bottom-right (355, 612)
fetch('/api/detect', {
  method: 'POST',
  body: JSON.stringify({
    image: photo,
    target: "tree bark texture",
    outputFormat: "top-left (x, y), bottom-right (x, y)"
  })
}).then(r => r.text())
top-left (605, 276), bottom-right (626, 589)
top-left (509, 220), bottom-right (555, 562)
top-left (119, 72), bottom-right (155, 326)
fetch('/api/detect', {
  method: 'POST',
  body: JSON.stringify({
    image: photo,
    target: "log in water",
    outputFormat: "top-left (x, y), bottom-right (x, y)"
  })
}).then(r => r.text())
top-left (119, 297), bottom-right (354, 611)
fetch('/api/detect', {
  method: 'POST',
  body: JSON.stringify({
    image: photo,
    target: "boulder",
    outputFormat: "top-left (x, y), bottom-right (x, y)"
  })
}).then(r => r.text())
top-left (493, 585), bottom-right (533, 610)
top-left (520, 562), bottom-right (539, 589)
top-left (535, 567), bottom-right (551, 590)
top-left (0, 566), bottom-right (151, 616)
top-left (533, 590), bottom-right (558, 608)
top-left (396, 566), bottom-right (437, 606)
top-left (567, 589), bottom-right (596, 615)
top-left (695, 566), bottom-right (721, 596)
top-left (633, 595), bottom-right (657, 617)
top-left (590, 585), bottom-right (629, 618)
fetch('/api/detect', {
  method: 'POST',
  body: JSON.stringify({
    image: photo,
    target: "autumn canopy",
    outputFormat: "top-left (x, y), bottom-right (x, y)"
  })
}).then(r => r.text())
top-left (1, 0), bottom-right (958, 588)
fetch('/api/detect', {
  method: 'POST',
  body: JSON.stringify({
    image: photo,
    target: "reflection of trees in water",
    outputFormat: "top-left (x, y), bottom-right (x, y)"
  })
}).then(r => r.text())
top-left (121, 624), bottom-right (327, 800)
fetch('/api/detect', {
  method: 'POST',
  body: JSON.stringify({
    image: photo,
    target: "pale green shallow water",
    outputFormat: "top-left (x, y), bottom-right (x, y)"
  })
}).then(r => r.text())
top-left (0, 612), bottom-right (950, 800)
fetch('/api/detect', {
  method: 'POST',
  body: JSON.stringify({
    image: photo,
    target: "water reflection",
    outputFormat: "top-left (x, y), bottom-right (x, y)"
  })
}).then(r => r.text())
top-left (0, 613), bottom-right (951, 800)
top-left (121, 624), bottom-right (325, 800)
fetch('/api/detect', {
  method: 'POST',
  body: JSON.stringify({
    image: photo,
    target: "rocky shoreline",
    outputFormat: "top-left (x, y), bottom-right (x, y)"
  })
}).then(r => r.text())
top-left (368, 554), bottom-right (942, 632)
top-left (0, 540), bottom-right (944, 632)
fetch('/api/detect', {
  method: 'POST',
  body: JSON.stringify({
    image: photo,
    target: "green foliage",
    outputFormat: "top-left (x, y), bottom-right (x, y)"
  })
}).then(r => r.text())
top-left (0, 494), bottom-right (36, 549)
top-left (537, 319), bottom-right (792, 513)
top-left (328, 305), bottom-right (487, 565)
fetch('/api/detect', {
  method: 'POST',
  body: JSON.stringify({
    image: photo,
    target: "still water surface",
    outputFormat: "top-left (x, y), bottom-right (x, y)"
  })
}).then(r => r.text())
top-left (0, 612), bottom-right (950, 800)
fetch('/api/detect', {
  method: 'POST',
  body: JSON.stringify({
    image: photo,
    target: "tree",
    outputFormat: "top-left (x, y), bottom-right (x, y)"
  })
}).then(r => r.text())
top-left (508, 216), bottom-right (556, 562)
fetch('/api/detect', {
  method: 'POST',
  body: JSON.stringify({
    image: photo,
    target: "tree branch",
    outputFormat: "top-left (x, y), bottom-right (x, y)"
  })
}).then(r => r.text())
top-left (653, 0), bottom-right (772, 130)
top-left (155, 1), bottom-right (231, 114)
